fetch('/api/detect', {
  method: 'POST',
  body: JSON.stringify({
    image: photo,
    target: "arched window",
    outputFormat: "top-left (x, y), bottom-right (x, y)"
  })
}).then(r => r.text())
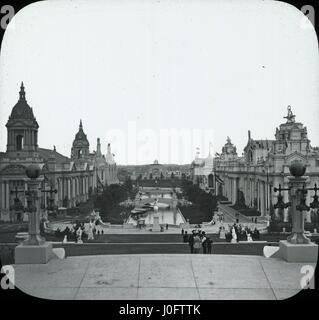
top-left (16, 135), bottom-right (24, 151)
top-left (78, 149), bottom-right (82, 158)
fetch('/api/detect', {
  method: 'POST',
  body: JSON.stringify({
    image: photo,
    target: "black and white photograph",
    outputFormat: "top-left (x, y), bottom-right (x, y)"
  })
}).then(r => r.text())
top-left (0, 0), bottom-right (318, 307)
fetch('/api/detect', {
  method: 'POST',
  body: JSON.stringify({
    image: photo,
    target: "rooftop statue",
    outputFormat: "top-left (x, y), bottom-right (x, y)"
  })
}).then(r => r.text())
top-left (284, 105), bottom-right (296, 123)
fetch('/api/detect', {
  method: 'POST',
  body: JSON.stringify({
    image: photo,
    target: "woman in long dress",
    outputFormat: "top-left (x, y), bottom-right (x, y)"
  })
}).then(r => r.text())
top-left (193, 234), bottom-right (202, 253)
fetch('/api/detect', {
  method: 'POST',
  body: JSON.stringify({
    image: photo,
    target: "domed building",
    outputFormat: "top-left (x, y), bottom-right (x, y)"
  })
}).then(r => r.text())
top-left (71, 120), bottom-right (90, 160)
top-left (214, 106), bottom-right (319, 223)
top-left (0, 83), bottom-right (118, 222)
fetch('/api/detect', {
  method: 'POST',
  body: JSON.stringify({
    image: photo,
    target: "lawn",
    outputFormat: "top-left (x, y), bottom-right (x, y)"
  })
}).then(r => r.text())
top-left (178, 205), bottom-right (212, 224)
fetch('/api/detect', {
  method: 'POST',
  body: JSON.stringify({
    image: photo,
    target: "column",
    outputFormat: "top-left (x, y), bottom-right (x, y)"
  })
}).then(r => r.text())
top-left (261, 182), bottom-right (265, 216)
top-left (86, 176), bottom-right (89, 199)
top-left (6, 182), bottom-right (10, 209)
top-left (1, 182), bottom-right (5, 209)
top-left (67, 179), bottom-right (71, 202)
top-left (256, 181), bottom-right (260, 211)
top-left (58, 179), bottom-right (62, 206)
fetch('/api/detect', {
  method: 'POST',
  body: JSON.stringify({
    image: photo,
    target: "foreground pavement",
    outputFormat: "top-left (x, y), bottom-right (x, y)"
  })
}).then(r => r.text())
top-left (14, 254), bottom-right (315, 300)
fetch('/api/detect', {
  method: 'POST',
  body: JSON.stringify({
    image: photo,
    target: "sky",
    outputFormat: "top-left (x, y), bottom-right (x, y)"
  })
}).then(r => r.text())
top-left (0, 0), bottom-right (318, 165)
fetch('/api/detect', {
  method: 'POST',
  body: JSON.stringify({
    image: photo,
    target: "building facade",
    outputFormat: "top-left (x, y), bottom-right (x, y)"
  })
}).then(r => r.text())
top-left (214, 106), bottom-right (319, 222)
top-left (0, 83), bottom-right (118, 222)
top-left (190, 144), bottom-right (215, 191)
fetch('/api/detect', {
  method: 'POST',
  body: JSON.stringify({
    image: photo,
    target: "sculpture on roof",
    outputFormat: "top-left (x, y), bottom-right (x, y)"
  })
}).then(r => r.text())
top-left (284, 105), bottom-right (296, 123)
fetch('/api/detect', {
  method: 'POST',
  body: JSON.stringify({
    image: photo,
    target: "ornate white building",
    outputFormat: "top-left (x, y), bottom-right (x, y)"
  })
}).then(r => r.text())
top-left (0, 83), bottom-right (118, 222)
top-left (190, 144), bottom-right (215, 191)
top-left (214, 106), bottom-right (319, 222)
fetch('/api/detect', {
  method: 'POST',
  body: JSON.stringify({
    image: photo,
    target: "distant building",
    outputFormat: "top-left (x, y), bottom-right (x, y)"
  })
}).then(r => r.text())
top-left (190, 144), bottom-right (215, 191)
top-left (120, 161), bottom-right (190, 182)
top-left (214, 106), bottom-right (319, 222)
top-left (0, 83), bottom-right (118, 222)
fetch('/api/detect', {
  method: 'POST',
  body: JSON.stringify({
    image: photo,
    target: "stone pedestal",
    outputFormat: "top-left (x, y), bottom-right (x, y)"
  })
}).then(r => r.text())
top-left (152, 215), bottom-right (161, 232)
top-left (15, 242), bottom-right (53, 264)
top-left (279, 240), bottom-right (318, 262)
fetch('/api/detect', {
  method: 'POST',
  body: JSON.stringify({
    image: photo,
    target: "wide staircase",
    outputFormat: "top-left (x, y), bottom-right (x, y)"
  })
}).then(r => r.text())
top-left (218, 203), bottom-right (252, 223)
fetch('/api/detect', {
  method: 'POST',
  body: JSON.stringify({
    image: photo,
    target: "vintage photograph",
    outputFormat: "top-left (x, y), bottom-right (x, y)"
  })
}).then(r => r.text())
top-left (0, 0), bottom-right (318, 302)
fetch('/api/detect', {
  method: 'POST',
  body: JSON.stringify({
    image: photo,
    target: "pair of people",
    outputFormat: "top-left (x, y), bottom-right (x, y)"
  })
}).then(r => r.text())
top-left (188, 230), bottom-right (213, 254)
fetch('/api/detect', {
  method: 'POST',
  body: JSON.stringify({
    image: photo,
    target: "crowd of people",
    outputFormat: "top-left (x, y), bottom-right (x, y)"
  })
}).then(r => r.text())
top-left (54, 220), bottom-right (105, 242)
top-left (224, 223), bottom-right (260, 242)
top-left (182, 229), bottom-right (213, 254)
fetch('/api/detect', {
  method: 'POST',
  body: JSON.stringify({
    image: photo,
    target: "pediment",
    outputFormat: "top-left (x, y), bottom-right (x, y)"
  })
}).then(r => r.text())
top-left (285, 151), bottom-right (306, 162)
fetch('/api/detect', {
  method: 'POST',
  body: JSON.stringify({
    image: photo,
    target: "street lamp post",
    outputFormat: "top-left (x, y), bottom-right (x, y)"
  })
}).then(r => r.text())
top-left (10, 186), bottom-right (25, 222)
top-left (23, 165), bottom-right (45, 246)
top-left (41, 185), bottom-right (58, 213)
top-left (273, 161), bottom-right (318, 262)
top-left (15, 164), bottom-right (54, 264)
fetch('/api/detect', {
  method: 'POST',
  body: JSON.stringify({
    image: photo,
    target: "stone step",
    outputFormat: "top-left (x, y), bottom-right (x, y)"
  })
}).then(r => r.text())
top-left (263, 245), bottom-right (280, 258)
top-left (51, 248), bottom-right (65, 260)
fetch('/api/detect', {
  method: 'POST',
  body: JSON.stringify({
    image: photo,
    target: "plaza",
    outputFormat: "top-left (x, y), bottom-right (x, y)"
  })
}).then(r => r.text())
top-left (14, 254), bottom-right (315, 300)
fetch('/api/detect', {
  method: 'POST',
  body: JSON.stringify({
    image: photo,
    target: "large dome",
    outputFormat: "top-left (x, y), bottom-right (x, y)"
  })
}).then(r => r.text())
top-left (10, 99), bottom-right (35, 120)
top-left (72, 120), bottom-right (89, 146)
top-left (6, 82), bottom-right (38, 127)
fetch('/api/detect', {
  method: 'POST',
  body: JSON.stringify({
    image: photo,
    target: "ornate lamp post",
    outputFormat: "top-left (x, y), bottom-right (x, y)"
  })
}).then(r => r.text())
top-left (23, 164), bottom-right (45, 245)
top-left (41, 184), bottom-right (58, 213)
top-left (273, 160), bottom-right (318, 262)
top-left (10, 186), bottom-right (25, 222)
top-left (286, 163), bottom-right (311, 244)
top-left (15, 164), bottom-right (54, 264)
top-left (273, 184), bottom-right (291, 222)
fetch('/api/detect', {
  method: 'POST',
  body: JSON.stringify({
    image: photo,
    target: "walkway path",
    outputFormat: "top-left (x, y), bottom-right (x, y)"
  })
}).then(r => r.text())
top-left (219, 204), bottom-right (257, 223)
top-left (14, 254), bottom-right (314, 300)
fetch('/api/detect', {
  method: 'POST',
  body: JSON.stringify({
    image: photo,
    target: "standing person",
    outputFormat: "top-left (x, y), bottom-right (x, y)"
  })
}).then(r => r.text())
top-left (188, 231), bottom-right (195, 253)
top-left (193, 233), bottom-right (201, 254)
top-left (201, 232), bottom-right (207, 254)
top-left (181, 228), bottom-right (184, 235)
top-left (183, 231), bottom-right (189, 243)
top-left (206, 237), bottom-right (213, 254)
top-left (166, 223), bottom-right (168, 230)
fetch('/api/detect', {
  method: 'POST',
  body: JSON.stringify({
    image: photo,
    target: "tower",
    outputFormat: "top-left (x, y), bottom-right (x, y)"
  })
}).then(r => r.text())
top-left (6, 82), bottom-right (39, 157)
top-left (273, 106), bottom-right (310, 155)
top-left (105, 143), bottom-right (115, 164)
top-left (71, 120), bottom-right (90, 160)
